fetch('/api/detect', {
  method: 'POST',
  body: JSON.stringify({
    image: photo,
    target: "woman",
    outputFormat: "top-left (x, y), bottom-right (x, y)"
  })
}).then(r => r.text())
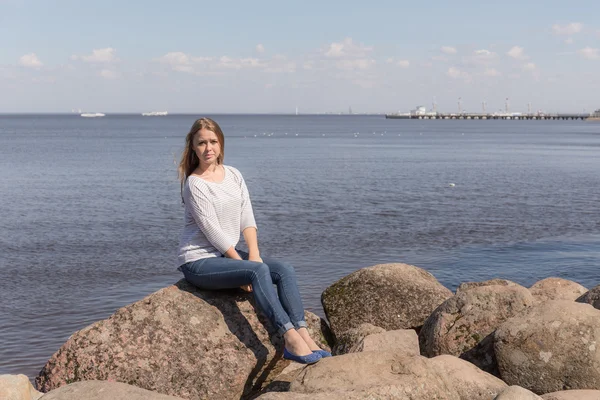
top-left (177, 117), bottom-right (330, 364)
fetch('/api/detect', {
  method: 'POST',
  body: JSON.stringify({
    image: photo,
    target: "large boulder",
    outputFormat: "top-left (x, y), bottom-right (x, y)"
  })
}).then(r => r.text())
top-left (494, 300), bottom-right (600, 394)
top-left (331, 323), bottom-right (385, 355)
top-left (493, 386), bottom-right (543, 399)
top-left (529, 278), bottom-right (587, 303)
top-left (541, 390), bottom-right (600, 399)
top-left (36, 280), bottom-right (332, 400)
top-left (457, 279), bottom-right (521, 292)
top-left (285, 352), bottom-right (507, 399)
top-left (0, 375), bottom-right (43, 400)
top-left (350, 329), bottom-right (419, 356)
top-left (39, 381), bottom-right (184, 400)
top-left (419, 280), bottom-right (534, 374)
top-left (321, 263), bottom-right (452, 337)
top-left (576, 285), bottom-right (600, 309)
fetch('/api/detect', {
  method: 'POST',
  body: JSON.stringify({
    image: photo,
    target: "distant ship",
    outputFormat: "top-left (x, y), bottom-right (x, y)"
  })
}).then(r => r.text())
top-left (80, 113), bottom-right (105, 118)
top-left (142, 111), bottom-right (168, 116)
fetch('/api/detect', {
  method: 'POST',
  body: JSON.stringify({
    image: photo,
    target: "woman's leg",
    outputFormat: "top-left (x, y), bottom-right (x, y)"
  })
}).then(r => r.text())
top-left (181, 257), bottom-right (294, 337)
top-left (181, 257), bottom-right (316, 357)
top-left (237, 251), bottom-right (324, 352)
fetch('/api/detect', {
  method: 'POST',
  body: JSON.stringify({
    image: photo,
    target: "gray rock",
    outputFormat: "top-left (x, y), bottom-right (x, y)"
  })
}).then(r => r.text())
top-left (494, 386), bottom-right (543, 399)
top-left (331, 323), bottom-right (385, 355)
top-left (289, 352), bottom-right (507, 399)
top-left (494, 300), bottom-right (600, 394)
top-left (419, 281), bottom-right (534, 375)
top-left (0, 374), bottom-right (43, 400)
top-left (39, 381), bottom-right (184, 400)
top-left (321, 263), bottom-right (452, 338)
top-left (541, 389), bottom-right (600, 399)
top-left (36, 280), bottom-right (332, 400)
top-left (576, 285), bottom-right (600, 309)
top-left (529, 278), bottom-right (587, 302)
top-left (352, 329), bottom-right (419, 356)
top-left (457, 279), bottom-right (521, 293)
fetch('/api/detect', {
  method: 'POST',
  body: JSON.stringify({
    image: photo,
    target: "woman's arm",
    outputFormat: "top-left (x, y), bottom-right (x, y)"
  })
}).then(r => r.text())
top-left (243, 227), bottom-right (262, 262)
top-left (223, 246), bottom-right (243, 260)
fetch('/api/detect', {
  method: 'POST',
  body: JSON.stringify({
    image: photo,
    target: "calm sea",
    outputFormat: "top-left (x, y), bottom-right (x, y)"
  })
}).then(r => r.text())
top-left (1, 114), bottom-right (599, 379)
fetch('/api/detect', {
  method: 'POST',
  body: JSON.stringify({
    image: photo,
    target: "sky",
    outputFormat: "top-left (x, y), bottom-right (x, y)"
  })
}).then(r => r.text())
top-left (1, 0), bottom-right (599, 114)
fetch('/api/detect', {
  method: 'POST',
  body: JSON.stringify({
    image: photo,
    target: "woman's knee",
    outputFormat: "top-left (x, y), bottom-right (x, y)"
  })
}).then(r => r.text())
top-left (271, 261), bottom-right (296, 278)
top-left (250, 262), bottom-right (271, 282)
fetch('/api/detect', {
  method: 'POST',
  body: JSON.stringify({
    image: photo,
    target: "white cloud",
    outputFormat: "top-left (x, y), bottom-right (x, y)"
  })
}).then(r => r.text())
top-left (335, 59), bottom-right (375, 71)
top-left (18, 53), bottom-right (43, 68)
top-left (565, 38), bottom-right (574, 45)
top-left (446, 67), bottom-right (462, 79)
top-left (484, 68), bottom-right (501, 77)
top-left (523, 62), bottom-right (536, 71)
top-left (507, 46), bottom-right (527, 59)
top-left (73, 48), bottom-right (117, 63)
top-left (99, 69), bottom-right (119, 79)
top-left (256, 44), bottom-right (265, 54)
top-left (157, 52), bottom-right (193, 72)
top-left (323, 38), bottom-right (372, 58)
top-left (387, 58), bottom-right (409, 67)
top-left (264, 55), bottom-right (296, 73)
top-left (552, 23), bottom-right (583, 35)
top-left (474, 49), bottom-right (493, 56)
top-left (218, 56), bottom-right (264, 69)
top-left (578, 47), bottom-right (599, 59)
top-left (157, 52), bottom-right (214, 73)
top-left (462, 49), bottom-right (497, 67)
top-left (441, 46), bottom-right (457, 55)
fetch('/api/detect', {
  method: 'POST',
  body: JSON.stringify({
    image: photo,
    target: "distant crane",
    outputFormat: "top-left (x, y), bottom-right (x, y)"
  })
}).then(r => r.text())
top-left (482, 101), bottom-right (487, 114)
top-left (458, 97), bottom-right (462, 114)
top-left (505, 98), bottom-right (510, 114)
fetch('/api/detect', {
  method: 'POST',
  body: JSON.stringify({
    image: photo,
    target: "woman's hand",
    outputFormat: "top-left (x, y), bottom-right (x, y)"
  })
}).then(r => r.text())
top-left (240, 284), bottom-right (253, 292)
top-left (249, 255), bottom-right (263, 263)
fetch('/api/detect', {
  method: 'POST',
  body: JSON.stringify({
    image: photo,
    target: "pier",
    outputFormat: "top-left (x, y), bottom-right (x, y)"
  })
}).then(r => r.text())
top-left (385, 113), bottom-right (592, 120)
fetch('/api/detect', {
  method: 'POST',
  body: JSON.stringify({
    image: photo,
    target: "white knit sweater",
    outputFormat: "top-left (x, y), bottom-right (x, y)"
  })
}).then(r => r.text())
top-left (177, 165), bottom-right (257, 265)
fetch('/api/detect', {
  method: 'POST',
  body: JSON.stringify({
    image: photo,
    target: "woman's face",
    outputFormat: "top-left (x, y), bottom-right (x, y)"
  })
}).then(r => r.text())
top-left (193, 128), bottom-right (221, 167)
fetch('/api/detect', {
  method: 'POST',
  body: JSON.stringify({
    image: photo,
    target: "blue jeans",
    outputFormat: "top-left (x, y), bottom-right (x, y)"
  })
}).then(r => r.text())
top-left (180, 250), bottom-right (307, 336)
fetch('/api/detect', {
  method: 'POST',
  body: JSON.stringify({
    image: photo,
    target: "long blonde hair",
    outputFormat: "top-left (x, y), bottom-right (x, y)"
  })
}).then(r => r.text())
top-left (178, 117), bottom-right (225, 199)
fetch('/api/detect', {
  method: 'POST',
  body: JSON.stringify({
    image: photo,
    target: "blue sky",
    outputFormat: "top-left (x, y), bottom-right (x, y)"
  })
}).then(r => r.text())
top-left (1, 0), bottom-right (599, 113)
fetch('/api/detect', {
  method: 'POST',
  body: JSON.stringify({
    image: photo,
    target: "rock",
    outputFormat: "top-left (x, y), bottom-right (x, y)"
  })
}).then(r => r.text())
top-left (39, 381), bottom-right (184, 399)
top-left (259, 328), bottom-right (420, 397)
top-left (0, 375), bottom-right (43, 400)
top-left (351, 329), bottom-right (419, 356)
top-left (494, 300), bottom-right (600, 394)
top-left (541, 390), bottom-right (600, 399)
top-left (256, 392), bottom-right (349, 399)
top-left (331, 323), bottom-right (385, 355)
top-left (36, 280), bottom-right (332, 400)
top-left (457, 279), bottom-right (521, 292)
top-left (494, 385), bottom-right (543, 399)
top-left (288, 352), bottom-right (507, 399)
top-left (321, 263), bottom-right (452, 337)
top-left (257, 362), bottom-right (307, 394)
top-left (419, 280), bottom-right (534, 374)
top-left (576, 285), bottom-right (600, 309)
top-left (529, 278), bottom-right (587, 302)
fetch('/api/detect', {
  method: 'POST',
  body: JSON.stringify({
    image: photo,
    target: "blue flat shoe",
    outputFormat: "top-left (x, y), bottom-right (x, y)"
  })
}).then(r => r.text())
top-left (312, 349), bottom-right (332, 358)
top-left (283, 348), bottom-right (322, 364)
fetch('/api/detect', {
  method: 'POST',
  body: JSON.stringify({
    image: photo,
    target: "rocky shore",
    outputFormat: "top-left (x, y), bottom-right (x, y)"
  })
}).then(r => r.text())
top-left (3, 263), bottom-right (600, 400)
